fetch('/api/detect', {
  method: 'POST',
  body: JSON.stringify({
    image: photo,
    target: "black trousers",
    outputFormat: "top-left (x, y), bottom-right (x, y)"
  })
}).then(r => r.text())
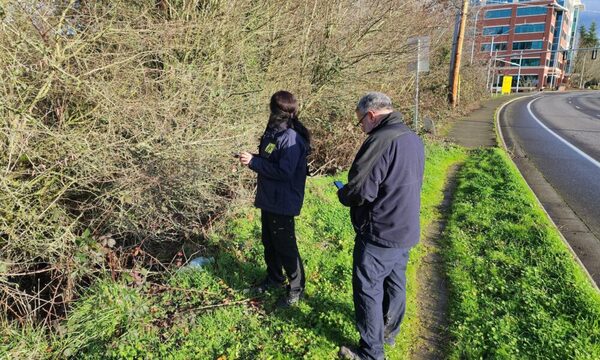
top-left (353, 236), bottom-right (410, 360)
top-left (261, 210), bottom-right (305, 293)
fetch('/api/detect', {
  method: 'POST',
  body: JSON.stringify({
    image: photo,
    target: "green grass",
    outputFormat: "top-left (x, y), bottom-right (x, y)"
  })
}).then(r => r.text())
top-left (7, 140), bottom-right (600, 360)
top-left (445, 148), bottom-right (600, 359)
top-left (0, 141), bottom-right (466, 359)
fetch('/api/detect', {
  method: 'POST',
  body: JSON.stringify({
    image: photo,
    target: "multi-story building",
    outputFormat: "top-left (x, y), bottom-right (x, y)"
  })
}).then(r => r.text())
top-left (473, 0), bottom-right (585, 90)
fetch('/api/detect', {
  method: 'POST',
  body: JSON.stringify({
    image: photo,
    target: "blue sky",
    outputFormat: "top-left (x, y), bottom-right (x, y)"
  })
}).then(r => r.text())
top-left (580, 0), bottom-right (600, 35)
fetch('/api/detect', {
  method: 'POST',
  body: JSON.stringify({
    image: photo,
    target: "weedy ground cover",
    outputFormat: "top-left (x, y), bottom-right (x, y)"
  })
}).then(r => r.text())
top-left (444, 149), bottom-right (600, 359)
top-left (0, 142), bottom-right (465, 359)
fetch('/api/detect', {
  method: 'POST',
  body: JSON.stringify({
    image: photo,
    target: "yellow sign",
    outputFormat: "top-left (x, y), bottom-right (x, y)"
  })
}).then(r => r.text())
top-left (501, 76), bottom-right (513, 94)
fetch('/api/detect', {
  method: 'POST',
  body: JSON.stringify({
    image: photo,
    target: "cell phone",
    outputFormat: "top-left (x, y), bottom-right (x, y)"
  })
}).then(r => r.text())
top-left (333, 181), bottom-right (344, 190)
top-left (232, 152), bottom-right (240, 158)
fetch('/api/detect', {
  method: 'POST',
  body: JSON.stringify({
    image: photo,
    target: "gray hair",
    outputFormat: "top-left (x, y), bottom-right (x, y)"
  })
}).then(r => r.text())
top-left (356, 92), bottom-right (394, 114)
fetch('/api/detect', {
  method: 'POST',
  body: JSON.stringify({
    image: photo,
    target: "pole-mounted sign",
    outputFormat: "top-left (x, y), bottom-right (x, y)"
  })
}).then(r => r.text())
top-left (408, 36), bottom-right (430, 132)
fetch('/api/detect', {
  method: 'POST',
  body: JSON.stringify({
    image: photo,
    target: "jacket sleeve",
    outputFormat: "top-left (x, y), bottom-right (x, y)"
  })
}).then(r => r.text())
top-left (337, 146), bottom-right (390, 207)
top-left (248, 132), bottom-right (301, 181)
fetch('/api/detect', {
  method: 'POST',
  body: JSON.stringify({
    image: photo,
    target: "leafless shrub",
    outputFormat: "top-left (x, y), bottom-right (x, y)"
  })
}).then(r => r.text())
top-left (0, 0), bottom-right (486, 323)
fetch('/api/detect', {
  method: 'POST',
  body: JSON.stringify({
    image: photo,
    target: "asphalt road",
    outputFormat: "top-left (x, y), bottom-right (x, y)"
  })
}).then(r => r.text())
top-left (499, 91), bottom-right (600, 285)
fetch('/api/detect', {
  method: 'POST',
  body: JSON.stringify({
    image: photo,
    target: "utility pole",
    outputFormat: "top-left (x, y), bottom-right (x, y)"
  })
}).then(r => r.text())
top-left (516, 51), bottom-right (523, 93)
top-left (448, 13), bottom-right (461, 94)
top-left (449, 0), bottom-right (469, 107)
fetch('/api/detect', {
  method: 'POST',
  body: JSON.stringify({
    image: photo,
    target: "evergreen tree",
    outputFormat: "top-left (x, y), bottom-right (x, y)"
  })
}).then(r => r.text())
top-left (579, 22), bottom-right (599, 48)
top-left (589, 22), bottom-right (598, 46)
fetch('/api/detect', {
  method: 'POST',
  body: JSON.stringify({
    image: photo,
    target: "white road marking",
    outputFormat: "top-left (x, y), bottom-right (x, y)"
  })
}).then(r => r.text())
top-left (527, 98), bottom-right (600, 170)
top-left (576, 105), bottom-right (581, 109)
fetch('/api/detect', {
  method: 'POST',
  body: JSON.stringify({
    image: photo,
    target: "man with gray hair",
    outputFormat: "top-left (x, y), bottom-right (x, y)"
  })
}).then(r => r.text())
top-left (337, 92), bottom-right (424, 360)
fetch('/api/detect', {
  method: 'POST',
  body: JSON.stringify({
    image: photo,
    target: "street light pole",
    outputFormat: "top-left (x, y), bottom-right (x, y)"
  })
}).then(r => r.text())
top-left (486, 56), bottom-right (492, 90)
top-left (580, 54), bottom-right (587, 89)
top-left (470, 6), bottom-right (483, 65)
top-left (485, 35), bottom-right (501, 90)
top-left (490, 50), bottom-right (498, 95)
top-left (516, 51), bottom-right (523, 93)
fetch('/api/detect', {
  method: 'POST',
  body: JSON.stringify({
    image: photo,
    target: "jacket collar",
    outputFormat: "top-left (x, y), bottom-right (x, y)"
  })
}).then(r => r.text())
top-left (265, 122), bottom-right (289, 136)
top-left (368, 112), bottom-right (404, 135)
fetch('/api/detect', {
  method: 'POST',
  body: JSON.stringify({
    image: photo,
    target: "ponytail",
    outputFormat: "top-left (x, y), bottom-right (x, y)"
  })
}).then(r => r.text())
top-left (289, 114), bottom-right (312, 153)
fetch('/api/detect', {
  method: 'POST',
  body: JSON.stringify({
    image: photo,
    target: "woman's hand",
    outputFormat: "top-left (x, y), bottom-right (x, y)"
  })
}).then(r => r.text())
top-left (239, 152), bottom-right (253, 166)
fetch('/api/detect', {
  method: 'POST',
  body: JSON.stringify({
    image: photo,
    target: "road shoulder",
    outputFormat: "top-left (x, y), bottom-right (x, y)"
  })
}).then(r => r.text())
top-left (497, 96), bottom-right (600, 289)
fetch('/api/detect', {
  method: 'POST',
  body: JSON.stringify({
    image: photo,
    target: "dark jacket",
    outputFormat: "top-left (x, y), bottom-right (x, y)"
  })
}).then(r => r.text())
top-left (249, 125), bottom-right (308, 216)
top-left (338, 112), bottom-right (424, 248)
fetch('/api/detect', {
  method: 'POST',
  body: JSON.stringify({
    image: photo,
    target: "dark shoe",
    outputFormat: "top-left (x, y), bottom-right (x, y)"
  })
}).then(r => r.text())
top-left (338, 346), bottom-right (363, 360)
top-left (253, 278), bottom-right (284, 294)
top-left (383, 327), bottom-right (396, 347)
top-left (276, 289), bottom-right (304, 307)
top-left (384, 336), bottom-right (395, 347)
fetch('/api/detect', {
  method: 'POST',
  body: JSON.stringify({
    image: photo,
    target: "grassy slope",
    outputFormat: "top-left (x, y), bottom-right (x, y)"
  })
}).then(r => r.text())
top-left (445, 149), bottom-right (600, 359)
top-left (0, 142), bottom-right (465, 359)
top-left (6, 143), bottom-right (600, 360)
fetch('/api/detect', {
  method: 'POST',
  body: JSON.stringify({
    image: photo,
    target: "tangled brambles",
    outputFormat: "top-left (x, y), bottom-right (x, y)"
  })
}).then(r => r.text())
top-left (0, 0), bottom-right (486, 324)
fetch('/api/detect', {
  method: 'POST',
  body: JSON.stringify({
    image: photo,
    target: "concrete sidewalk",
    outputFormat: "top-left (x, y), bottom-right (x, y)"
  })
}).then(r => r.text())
top-left (447, 94), bottom-right (525, 148)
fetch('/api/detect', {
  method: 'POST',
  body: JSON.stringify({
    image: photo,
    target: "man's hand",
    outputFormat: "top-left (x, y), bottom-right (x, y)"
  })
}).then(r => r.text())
top-left (239, 151), bottom-right (253, 166)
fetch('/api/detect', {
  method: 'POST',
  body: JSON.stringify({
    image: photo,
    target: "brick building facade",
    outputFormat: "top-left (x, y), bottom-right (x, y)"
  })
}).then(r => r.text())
top-left (474, 0), bottom-right (584, 90)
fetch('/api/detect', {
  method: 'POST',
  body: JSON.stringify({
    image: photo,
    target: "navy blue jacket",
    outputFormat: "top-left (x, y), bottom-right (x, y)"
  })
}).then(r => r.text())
top-left (249, 126), bottom-right (308, 216)
top-left (338, 112), bottom-right (424, 248)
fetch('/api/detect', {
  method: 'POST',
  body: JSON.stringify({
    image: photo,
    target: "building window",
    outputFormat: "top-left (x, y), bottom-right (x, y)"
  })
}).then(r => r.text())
top-left (515, 23), bottom-right (545, 33)
top-left (516, 6), bottom-right (547, 16)
top-left (513, 41), bottom-right (544, 50)
top-left (483, 26), bottom-right (511, 35)
top-left (511, 75), bottom-right (539, 88)
top-left (485, 9), bottom-right (512, 19)
top-left (481, 43), bottom-right (508, 52)
top-left (511, 58), bottom-right (541, 67)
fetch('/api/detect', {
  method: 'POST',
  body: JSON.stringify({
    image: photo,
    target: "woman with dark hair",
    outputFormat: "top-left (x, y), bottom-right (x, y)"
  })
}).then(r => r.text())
top-left (239, 90), bottom-right (311, 307)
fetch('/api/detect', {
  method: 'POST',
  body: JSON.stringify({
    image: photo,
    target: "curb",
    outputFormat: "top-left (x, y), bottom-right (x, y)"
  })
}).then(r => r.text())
top-left (495, 95), bottom-right (600, 291)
